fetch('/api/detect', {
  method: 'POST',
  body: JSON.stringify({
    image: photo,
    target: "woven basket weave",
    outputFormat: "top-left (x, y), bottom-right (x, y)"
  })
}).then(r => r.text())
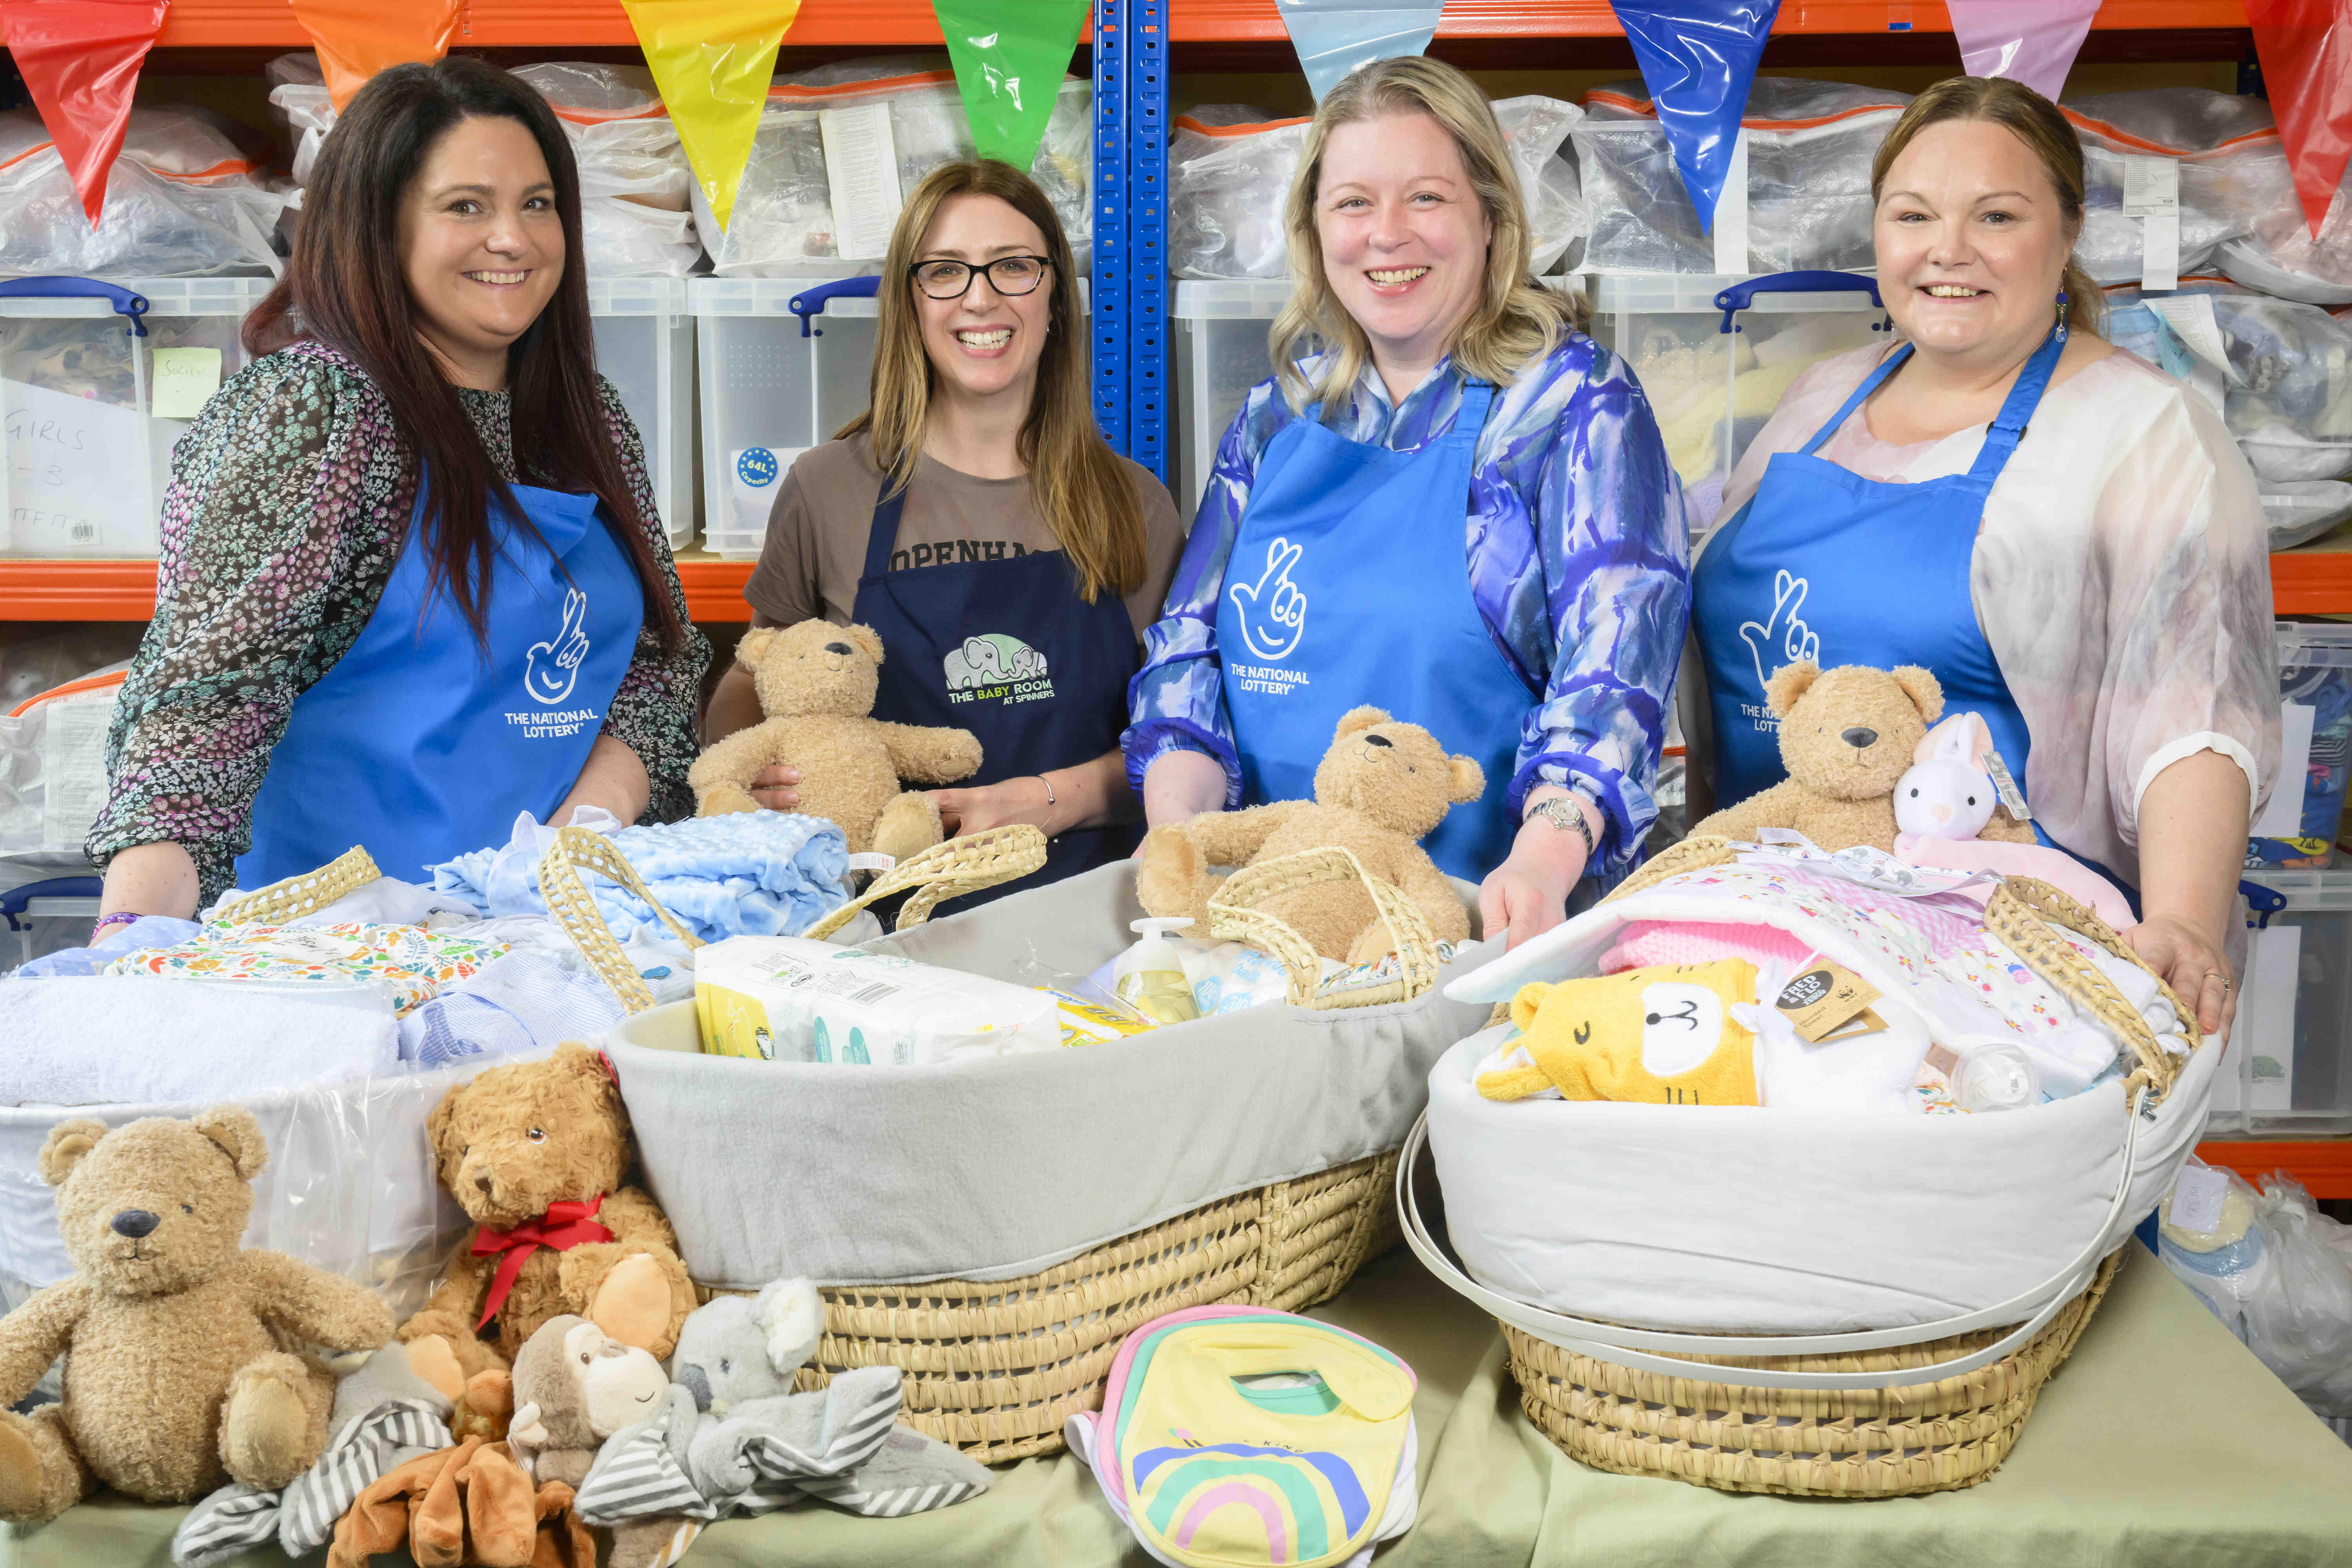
top-left (1488, 836), bottom-right (2199, 1499)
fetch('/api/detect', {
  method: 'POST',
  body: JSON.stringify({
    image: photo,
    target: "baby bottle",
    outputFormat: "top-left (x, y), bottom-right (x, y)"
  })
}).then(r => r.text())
top-left (1114, 917), bottom-right (1201, 1026)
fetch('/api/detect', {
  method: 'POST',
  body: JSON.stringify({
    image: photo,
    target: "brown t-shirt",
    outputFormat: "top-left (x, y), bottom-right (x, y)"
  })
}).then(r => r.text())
top-left (742, 434), bottom-right (1185, 637)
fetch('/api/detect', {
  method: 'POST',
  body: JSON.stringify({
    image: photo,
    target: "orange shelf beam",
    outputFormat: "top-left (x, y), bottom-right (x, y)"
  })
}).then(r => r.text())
top-left (1168, 0), bottom-right (2247, 40)
top-left (149, 0), bottom-right (1082, 50)
top-left (2198, 1140), bottom-right (2352, 1200)
top-left (675, 558), bottom-right (756, 622)
top-left (2272, 543), bottom-right (2352, 618)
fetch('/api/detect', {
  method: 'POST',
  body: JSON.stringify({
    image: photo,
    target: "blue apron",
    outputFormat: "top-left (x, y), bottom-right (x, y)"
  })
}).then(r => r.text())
top-left (1213, 380), bottom-right (1530, 881)
top-left (850, 476), bottom-right (1141, 906)
top-left (1694, 326), bottom-right (2066, 845)
top-left (236, 482), bottom-right (643, 890)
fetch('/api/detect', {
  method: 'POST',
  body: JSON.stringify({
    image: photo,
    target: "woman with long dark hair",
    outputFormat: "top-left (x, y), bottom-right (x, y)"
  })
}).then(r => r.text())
top-left (87, 57), bottom-right (708, 919)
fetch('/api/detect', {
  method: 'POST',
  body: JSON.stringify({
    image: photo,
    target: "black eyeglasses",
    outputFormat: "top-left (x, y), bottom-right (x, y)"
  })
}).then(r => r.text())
top-left (909, 255), bottom-right (1052, 300)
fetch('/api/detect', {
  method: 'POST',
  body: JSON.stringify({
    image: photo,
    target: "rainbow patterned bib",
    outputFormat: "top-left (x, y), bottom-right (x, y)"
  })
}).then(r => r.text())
top-left (1067, 1306), bottom-right (1417, 1568)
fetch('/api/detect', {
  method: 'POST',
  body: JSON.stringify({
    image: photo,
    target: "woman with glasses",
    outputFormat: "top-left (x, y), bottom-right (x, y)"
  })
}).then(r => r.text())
top-left (705, 160), bottom-right (1183, 899)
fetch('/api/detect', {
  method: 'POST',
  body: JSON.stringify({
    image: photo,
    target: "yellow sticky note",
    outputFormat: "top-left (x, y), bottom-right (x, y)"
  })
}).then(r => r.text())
top-left (151, 348), bottom-right (223, 420)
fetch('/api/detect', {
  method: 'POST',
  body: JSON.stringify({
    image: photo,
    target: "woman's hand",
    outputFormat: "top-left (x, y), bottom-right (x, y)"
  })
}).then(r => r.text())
top-left (932, 777), bottom-right (1054, 839)
top-left (751, 765), bottom-right (801, 813)
top-left (2125, 911), bottom-right (2238, 1042)
top-left (1141, 750), bottom-right (1229, 830)
top-left (1478, 794), bottom-right (1595, 951)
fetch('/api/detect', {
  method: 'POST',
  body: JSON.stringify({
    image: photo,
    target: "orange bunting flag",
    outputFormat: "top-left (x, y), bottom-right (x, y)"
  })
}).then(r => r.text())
top-left (0, 0), bottom-right (173, 227)
top-left (290, 0), bottom-right (459, 112)
top-left (618, 0), bottom-right (804, 234)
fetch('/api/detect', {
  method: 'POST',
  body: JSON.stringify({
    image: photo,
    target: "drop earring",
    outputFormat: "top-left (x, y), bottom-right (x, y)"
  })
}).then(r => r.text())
top-left (2055, 289), bottom-right (2070, 334)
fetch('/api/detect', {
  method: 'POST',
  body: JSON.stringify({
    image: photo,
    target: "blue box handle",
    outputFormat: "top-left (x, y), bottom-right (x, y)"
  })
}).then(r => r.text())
top-left (0, 276), bottom-right (149, 338)
top-left (1715, 270), bottom-right (1886, 336)
top-left (2241, 879), bottom-right (2288, 930)
top-left (788, 276), bottom-right (880, 339)
top-left (0, 876), bottom-right (102, 930)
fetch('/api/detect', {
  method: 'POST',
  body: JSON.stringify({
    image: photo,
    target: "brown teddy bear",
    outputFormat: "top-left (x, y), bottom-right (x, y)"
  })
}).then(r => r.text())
top-left (0, 1108), bottom-right (394, 1522)
top-left (1138, 707), bottom-right (1483, 964)
top-left (688, 620), bottom-right (984, 858)
top-left (1691, 661), bottom-right (2036, 854)
top-left (397, 1045), bottom-right (697, 1401)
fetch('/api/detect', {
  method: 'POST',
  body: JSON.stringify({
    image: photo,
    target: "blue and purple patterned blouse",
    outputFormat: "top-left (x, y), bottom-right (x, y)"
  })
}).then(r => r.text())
top-left (1123, 334), bottom-right (1690, 881)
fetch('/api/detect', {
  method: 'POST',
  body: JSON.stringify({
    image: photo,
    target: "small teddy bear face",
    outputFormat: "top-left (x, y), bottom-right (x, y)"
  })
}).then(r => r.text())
top-left (41, 1109), bottom-right (264, 1299)
top-left (1767, 662), bottom-right (1944, 805)
top-left (1311, 707), bottom-right (1485, 840)
top-left (426, 1045), bottom-right (632, 1231)
top-left (740, 620), bottom-right (886, 720)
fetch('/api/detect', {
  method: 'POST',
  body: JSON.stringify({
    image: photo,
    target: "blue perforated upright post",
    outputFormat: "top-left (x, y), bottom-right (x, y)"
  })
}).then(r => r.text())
top-left (1092, 0), bottom-right (1128, 451)
top-left (1126, 0), bottom-right (1170, 485)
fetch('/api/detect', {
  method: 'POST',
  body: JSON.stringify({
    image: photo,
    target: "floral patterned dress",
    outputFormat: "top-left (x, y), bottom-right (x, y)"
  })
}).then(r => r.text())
top-left (87, 339), bottom-right (711, 905)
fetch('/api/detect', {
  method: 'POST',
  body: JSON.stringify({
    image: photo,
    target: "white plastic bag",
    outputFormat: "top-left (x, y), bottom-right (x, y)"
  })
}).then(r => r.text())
top-left (2059, 89), bottom-right (2278, 286)
top-left (270, 54), bottom-right (705, 277)
top-left (2105, 281), bottom-right (2352, 483)
top-left (1169, 95), bottom-right (1585, 279)
top-left (1576, 79), bottom-right (1907, 275)
top-left (0, 638), bottom-right (139, 860)
top-left (0, 107), bottom-right (285, 278)
top-left (696, 55), bottom-right (1093, 278)
top-left (2160, 1164), bottom-right (2352, 1419)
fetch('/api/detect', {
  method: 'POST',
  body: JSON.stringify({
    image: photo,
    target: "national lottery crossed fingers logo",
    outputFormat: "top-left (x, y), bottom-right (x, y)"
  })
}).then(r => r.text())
top-left (1229, 537), bottom-right (1308, 663)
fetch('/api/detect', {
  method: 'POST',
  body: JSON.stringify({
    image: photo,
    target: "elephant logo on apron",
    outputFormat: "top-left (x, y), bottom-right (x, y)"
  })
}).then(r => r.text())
top-left (1227, 538), bottom-right (1309, 663)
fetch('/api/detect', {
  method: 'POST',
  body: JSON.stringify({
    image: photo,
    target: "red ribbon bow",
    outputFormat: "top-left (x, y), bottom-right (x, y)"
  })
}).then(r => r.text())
top-left (471, 1194), bottom-right (613, 1330)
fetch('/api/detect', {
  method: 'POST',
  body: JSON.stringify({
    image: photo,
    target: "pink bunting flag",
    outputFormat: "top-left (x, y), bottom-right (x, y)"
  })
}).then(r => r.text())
top-left (1947, 0), bottom-right (2100, 103)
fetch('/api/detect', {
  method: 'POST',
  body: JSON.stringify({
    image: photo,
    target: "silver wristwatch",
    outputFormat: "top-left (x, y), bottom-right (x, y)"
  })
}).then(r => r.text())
top-left (1526, 793), bottom-right (1597, 862)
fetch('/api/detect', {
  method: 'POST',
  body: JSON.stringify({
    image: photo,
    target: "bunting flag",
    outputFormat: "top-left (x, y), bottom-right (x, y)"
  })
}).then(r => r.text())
top-left (1948, 0), bottom-right (2099, 103)
top-left (2247, 0), bottom-right (2352, 239)
top-left (0, 0), bottom-right (172, 226)
top-left (1273, 0), bottom-right (1445, 103)
top-left (932, 0), bottom-right (1089, 168)
top-left (1608, 0), bottom-right (1781, 236)
top-left (619, 0), bottom-right (803, 234)
top-left (289, 0), bottom-right (459, 111)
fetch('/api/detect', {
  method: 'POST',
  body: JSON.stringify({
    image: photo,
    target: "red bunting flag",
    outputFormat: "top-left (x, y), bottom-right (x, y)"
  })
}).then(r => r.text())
top-left (0, 0), bottom-right (173, 227)
top-left (2247, 0), bottom-right (2352, 240)
top-left (290, 0), bottom-right (459, 112)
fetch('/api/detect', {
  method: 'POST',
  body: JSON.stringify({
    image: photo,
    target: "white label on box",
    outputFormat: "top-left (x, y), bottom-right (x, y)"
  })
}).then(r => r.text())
top-left (38, 694), bottom-right (116, 848)
top-left (1711, 128), bottom-right (1750, 276)
top-left (2169, 1165), bottom-right (2230, 1234)
top-left (2122, 155), bottom-right (2180, 218)
top-left (2138, 213), bottom-right (2180, 293)
top-left (727, 446), bottom-right (807, 542)
top-left (2251, 701), bottom-right (2316, 840)
top-left (820, 101), bottom-right (904, 261)
top-left (4, 379), bottom-right (147, 553)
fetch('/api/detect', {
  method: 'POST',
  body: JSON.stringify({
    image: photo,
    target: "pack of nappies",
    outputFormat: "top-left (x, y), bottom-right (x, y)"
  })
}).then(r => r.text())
top-left (695, 936), bottom-right (1060, 1065)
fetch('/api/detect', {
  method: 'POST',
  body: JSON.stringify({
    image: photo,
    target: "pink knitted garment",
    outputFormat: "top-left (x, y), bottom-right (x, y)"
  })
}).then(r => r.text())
top-left (1601, 919), bottom-right (1816, 975)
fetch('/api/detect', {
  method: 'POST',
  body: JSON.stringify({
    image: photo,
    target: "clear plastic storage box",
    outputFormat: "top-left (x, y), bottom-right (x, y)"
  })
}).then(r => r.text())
top-left (588, 276), bottom-right (695, 550)
top-left (1584, 271), bottom-right (1893, 531)
top-left (2250, 622), bottom-right (2352, 870)
top-left (695, 275), bottom-right (1087, 558)
top-left (1172, 279), bottom-right (1296, 525)
top-left (2225, 870), bottom-right (2352, 1133)
top-left (0, 276), bottom-right (274, 558)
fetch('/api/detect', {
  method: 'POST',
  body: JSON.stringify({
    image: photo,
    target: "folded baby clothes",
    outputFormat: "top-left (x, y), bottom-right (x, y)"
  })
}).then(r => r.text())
top-left (106, 922), bottom-right (509, 1017)
top-left (0, 977), bottom-right (401, 1106)
top-left (1601, 919), bottom-right (1814, 975)
top-left (397, 950), bottom-right (629, 1068)
top-left (1479, 962), bottom-right (1762, 1106)
top-left (13, 914), bottom-right (202, 979)
top-left (428, 810), bottom-right (851, 945)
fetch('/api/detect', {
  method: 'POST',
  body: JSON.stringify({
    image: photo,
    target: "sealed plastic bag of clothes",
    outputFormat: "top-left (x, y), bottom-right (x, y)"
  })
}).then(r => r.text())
top-left (0, 631), bottom-right (140, 861)
top-left (2106, 281), bottom-right (2352, 484)
top-left (1576, 79), bottom-right (1907, 275)
top-left (2060, 89), bottom-right (2280, 286)
top-left (1170, 95), bottom-right (1585, 279)
top-left (2159, 1164), bottom-right (2352, 1421)
top-left (0, 107), bottom-right (285, 278)
top-left (272, 54), bottom-right (704, 276)
top-left (695, 54), bottom-right (1092, 277)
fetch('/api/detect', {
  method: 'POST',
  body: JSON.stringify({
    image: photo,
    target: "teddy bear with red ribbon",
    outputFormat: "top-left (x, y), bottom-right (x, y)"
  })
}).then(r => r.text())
top-left (395, 1044), bottom-right (697, 1430)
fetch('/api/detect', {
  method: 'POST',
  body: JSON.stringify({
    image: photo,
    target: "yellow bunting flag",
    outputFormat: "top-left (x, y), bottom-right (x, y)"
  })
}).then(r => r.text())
top-left (618, 0), bottom-right (803, 234)
top-left (289, 0), bottom-right (459, 111)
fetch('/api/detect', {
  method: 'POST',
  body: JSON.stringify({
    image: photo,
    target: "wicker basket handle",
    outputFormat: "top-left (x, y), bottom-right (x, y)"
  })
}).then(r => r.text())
top-left (536, 826), bottom-right (704, 1015)
top-left (1982, 876), bottom-right (2196, 1109)
top-left (801, 824), bottom-right (1048, 942)
top-left (214, 845), bottom-right (383, 926)
top-left (1207, 845), bottom-right (1439, 1011)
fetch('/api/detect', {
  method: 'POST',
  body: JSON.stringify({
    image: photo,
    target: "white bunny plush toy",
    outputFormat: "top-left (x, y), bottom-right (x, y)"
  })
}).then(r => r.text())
top-left (1891, 713), bottom-right (2139, 931)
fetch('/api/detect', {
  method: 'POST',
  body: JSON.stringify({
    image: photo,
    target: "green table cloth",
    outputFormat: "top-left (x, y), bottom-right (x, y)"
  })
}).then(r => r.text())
top-left (8, 1243), bottom-right (2350, 1567)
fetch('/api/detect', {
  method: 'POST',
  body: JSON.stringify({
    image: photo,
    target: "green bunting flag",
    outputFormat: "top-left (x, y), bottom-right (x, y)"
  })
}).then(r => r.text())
top-left (931, 0), bottom-right (1089, 169)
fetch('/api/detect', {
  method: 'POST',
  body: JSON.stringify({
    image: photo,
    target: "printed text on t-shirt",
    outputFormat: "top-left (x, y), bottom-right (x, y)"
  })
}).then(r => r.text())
top-left (893, 540), bottom-right (1030, 570)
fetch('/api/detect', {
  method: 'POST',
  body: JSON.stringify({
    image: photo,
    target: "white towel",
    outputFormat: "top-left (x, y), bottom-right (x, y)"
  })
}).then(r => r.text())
top-left (0, 978), bottom-right (400, 1107)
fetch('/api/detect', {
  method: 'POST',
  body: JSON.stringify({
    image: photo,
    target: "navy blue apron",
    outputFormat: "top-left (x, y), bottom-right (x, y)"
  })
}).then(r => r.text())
top-left (1695, 325), bottom-right (2066, 852)
top-left (1211, 380), bottom-right (1530, 881)
top-left (850, 473), bottom-right (1141, 906)
top-left (236, 481), bottom-right (642, 889)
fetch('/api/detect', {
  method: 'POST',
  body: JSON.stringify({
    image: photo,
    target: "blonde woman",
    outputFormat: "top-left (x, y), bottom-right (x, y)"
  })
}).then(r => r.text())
top-left (1126, 56), bottom-right (1688, 949)
top-left (707, 161), bottom-right (1183, 899)
top-left (1689, 76), bottom-right (2276, 1037)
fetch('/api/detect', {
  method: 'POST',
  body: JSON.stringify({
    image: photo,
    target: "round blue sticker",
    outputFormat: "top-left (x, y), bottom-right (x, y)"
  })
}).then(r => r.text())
top-left (736, 448), bottom-right (780, 488)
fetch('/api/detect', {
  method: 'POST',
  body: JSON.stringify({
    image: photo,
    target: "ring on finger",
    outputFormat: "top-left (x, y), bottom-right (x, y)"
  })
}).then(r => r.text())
top-left (2201, 970), bottom-right (2232, 995)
